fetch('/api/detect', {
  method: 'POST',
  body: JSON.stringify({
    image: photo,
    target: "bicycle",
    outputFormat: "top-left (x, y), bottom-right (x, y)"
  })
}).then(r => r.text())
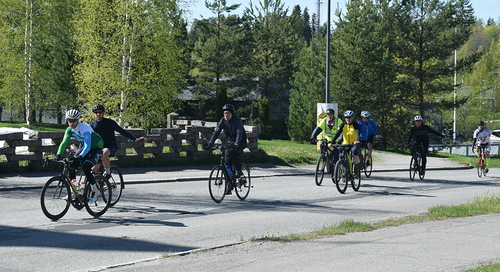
top-left (92, 163), bottom-right (124, 207)
top-left (70, 149), bottom-right (124, 206)
top-left (208, 144), bottom-right (251, 203)
top-left (332, 144), bottom-right (361, 194)
top-left (314, 139), bottom-right (337, 186)
top-left (475, 145), bottom-right (488, 178)
top-left (409, 143), bottom-right (425, 181)
top-left (40, 157), bottom-right (112, 220)
top-left (359, 142), bottom-right (373, 178)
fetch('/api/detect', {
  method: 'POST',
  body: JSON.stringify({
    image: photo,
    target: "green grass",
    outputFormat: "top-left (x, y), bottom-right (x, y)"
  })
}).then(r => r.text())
top-left (252, 194), bottom-right (500, 242)
top-left (0, 121), bottom-right (66, 131)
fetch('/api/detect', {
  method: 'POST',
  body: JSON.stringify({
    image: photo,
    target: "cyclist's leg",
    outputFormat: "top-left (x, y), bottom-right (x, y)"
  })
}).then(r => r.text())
top-left (352, 144), bottom-right (360, 165)
top-left (367, 135), bottom-right (374, 159)
top-left (421, 143), bottom-right (429, 170)
top-left (102, 144), bottom-right (118, 175)
top-left (82, 149), bottom-right (102, 184)
top-left (484, 144), bottom-right (491, 170)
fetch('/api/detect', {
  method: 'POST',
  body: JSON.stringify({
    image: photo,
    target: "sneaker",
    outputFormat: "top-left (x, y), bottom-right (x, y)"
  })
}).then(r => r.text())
top-left (88, 184), bottom-right (100, 203)
top-left (485, 168), bottom-right (489, 173)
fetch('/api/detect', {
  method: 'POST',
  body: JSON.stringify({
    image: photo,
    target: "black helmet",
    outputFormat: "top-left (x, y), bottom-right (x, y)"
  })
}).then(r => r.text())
top-left (222, 104), bottom-right (235, 113)
top-left (478, 120), bottom-right (485, 126)
top-left (326, 109), bottom-right (335, 114)
top-left (92, 104), bottom-right (105, 112)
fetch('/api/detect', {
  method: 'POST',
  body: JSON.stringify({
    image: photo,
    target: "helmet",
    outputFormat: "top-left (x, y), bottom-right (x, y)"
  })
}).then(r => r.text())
top-left (222, 104), bottom-right (235, 113)
top-left (361, 111), bottom-right (371, 118)
top-left (65, 109), bottom-right (81, 120)
top-left (92, 104), bottom-right (105, 112)
top-left (344, 110), bottom-right (354, 117)
top-left (326, 109), bottom-right (335, 114)
top-left (478, 121), bottom-right (485, 126)
top-left (414, 115), bottom-right (423, 121)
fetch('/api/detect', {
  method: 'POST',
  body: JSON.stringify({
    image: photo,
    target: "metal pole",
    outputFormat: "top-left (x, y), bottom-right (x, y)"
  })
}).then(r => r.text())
top-left (453, 48), bottom-right (457, 142)
top-left (325, 0), bottom-right (331, 103)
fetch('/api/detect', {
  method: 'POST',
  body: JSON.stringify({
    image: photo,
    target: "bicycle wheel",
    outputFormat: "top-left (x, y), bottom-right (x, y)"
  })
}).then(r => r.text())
top-left (334, 160), bottom-right (348, 194)
top-left (409, 157), bottom-right (417, 181)
top-left (108, 166), bottom-right (124, 206)
top-left (363, 152), bottom-right (372, 178)
top-left (418, 157), bottom-right (425, 180)
top-left (235, 164), bottom-right (251, 200)
top-left (477, 156), bottom-right (484, 178)
top-left (315, 154), bottom-right (327, 186)
top-left (209, 165), bottom-right (227, 203)
top-left (40, 177), bottom-right (71, 220)
top-left (352, 164), bottom-right (361, 191)
top-left (84, 176), bottom-right (112, 217)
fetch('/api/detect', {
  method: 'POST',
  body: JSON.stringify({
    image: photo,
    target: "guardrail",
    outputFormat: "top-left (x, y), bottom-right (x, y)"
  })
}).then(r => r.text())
top-left (430, 143), bottom-right (500, 156)
top-left (0, 122), bottom-right (258, 168)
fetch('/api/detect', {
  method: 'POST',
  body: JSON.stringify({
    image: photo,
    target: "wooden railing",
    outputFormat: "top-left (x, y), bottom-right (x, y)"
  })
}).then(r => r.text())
top-left (0, 121), bottom-right (258, 168)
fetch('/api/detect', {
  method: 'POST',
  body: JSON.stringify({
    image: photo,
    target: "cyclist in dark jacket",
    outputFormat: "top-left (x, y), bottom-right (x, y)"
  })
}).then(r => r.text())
top-left (406, 115), bottom-right (445, 172)
top-left (207, 104), bottom-right (247, 178)
top-left (90, 104), bottom-right (146, 176)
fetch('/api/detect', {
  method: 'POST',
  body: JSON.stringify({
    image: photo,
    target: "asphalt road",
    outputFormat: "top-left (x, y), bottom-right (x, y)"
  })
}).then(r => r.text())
top-left (1, 153), bottom-right (499, 271)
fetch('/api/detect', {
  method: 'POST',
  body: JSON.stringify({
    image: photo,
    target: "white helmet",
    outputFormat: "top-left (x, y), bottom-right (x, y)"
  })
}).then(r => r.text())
top-left (66, 109), bottom-right (81, 120)
top-left (414, 115), bottom-right (423, 121)
top-left (361, 111), bottom-right (371, 118)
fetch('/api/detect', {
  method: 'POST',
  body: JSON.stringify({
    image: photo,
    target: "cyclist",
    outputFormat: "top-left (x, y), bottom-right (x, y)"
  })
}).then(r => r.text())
top-left (55, 109), bottom-right (104, 203)
top-left (90, 104), bottom-right (147, 177)
top-left (405, 115), bottom-right (445, 174)
top-left (357, 111), bottom-right (379, 165)
top-left (332, 110), bottom-right (362, 170)
top-left (207, 104), bottom-right (247, 188)
top-left (310, 108), bottom-right (343, 166)
top-left (472, 120), bottom-right (492, 173)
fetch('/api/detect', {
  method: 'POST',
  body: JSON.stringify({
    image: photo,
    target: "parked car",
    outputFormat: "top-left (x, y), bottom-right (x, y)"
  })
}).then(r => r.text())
top-left (491, 130), bottom-right (500, 143)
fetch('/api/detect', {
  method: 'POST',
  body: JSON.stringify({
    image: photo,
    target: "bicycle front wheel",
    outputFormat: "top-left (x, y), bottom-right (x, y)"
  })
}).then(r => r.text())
top-left (409, 157), bottom-right (417, 181)
top-left (40, 177), bottom-right (71, 220)
top-left (209, 165), bottom-right (227, 203)
top-left (352, 164), bottom-right (361, 191)
top-left (315, 155), bottom-right (327, 186)
top-left (477, 157), bottom-right (484, 178)
top-left (334, 160), bottom-right (348, 194)
top-left (235, 164), bottom-right (251, 200)
top-left (84, 176), bottom-right (112, 217)
top-left (363, 153), bottom-right (372, 178)
top-left (108, 166), bottom-right (124, 206)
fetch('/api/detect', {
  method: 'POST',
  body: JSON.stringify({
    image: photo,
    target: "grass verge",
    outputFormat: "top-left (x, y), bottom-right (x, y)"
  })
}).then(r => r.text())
top-left (252, 194), bottom-right (500, 242)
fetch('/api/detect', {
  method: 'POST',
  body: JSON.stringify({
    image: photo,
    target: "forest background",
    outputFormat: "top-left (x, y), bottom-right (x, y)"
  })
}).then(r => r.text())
top-left (0, 0), bottom-right (498, 150)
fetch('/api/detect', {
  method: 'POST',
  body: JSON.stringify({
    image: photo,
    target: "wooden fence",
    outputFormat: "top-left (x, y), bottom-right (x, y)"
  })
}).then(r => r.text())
top-left (0, 120), bottom-right (258, 168)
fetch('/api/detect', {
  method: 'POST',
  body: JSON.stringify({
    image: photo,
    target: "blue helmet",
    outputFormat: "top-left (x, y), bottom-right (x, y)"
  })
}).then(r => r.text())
top-left (344, 110), bottom-right (354, 117)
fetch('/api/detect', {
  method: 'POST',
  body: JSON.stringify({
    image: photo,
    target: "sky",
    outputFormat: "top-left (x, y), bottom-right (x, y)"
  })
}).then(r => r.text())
top-left (184, 0), bottom-right (500, 25)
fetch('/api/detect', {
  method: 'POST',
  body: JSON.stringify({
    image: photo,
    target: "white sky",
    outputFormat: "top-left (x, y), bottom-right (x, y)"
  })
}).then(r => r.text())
top-left (184, 0), bottom-right (500, 25)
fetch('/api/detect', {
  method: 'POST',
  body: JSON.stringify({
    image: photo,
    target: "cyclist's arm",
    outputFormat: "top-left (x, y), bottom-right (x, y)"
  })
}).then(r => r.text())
top-left (112, 121), bottom-right (138, 141)
top-left (310, 127), bottom-right (322, 139)
top-left (332, 123), bottom-right (344, 143)
top-left (77, 131), bottom-right (93, 157)
top-left (371, 120), bottom-right (379, 135)
top-left (56, 127), bottom-right (73, 155)
top-left (208, 118), bottom-right (224, 145)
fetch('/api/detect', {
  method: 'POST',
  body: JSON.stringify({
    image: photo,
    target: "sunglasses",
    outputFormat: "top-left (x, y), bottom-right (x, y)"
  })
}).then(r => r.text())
top-left (93, 111), bottom-right (103, 114)
top-left (67, 119), bottom-right (78, 123)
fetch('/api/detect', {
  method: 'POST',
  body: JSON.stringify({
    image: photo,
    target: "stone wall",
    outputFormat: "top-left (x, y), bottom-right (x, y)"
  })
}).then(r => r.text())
top-left (0, 122), bottom-right (258, 168)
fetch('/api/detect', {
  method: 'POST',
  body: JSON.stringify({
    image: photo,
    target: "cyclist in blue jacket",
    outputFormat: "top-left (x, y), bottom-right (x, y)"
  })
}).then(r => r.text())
top-left (357, 111), bottom-right (378, 165)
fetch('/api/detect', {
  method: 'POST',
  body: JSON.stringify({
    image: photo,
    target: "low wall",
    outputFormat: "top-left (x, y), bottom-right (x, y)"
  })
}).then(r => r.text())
top-left (0, 121), bottom-right (258, 168)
